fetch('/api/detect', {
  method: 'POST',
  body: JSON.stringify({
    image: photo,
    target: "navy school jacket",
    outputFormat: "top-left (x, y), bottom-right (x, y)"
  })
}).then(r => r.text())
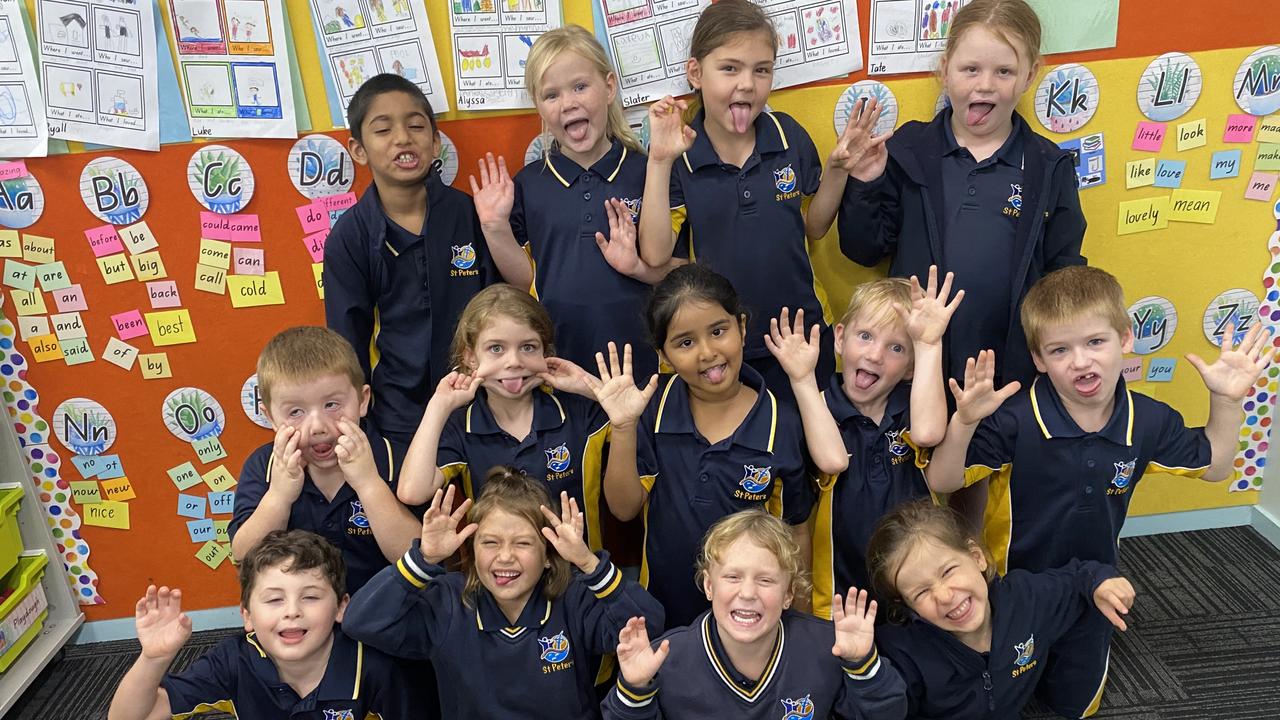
top-left (343, 541), bottom-right (664, 719)
top-left (837, 111), bottom-right (1086, 385)
top-left (876, 559), bottom-right (1119, 719)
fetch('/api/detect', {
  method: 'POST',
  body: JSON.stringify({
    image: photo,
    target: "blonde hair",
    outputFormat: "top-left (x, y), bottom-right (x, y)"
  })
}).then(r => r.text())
top-left (449, 284), bottom-right (556, 372)
top-left (839, 277), bottom-right (913, 329)
top-left (257, 327), bottom-right (364, 410)
top-left (942, 0), bottom-right (1043, 73)
top-left (463, 466), bottom-right (572, 606)
top-left (1020, 265), bottom-right (1128, 352)
top-left (695, 510), bottom-right (811, 601)
top-left (524, 25), bottom-right (642, 156)
top-left (866, 499), bottom-right (994, 624)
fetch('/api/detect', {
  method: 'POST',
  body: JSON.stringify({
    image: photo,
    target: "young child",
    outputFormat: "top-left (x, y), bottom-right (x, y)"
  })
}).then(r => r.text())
top-left (867, 499), bottom-right (1136, 719)
top-left (325, 73), bottom-right (495, 445)
top-left (764, 267), bottom-right (960, 617)
top-left (230, 326), bottom-right (420, 595)
top-left (601, 510), bottom-right (907, 719)
top-left (926, 265), bottom-right (1271, 716)
top-left (343, 468), bottom-right (664, 719)
top-left (588, 264), bottom-right (815, 627)
top-left (837, 0), bottom-right (1086, 388)
top-left (398, 284), bottom-right (611, 550)
top-left (637, 0), bottom-right (873, 403)
top-left (108, 530), bottom-right (413, 720)
top-left (470, 25), bottom-right (676, 382)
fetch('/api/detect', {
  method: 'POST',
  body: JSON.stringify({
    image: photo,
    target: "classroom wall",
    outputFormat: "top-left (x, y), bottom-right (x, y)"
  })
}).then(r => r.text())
top-left (7, 1), bottom-right (1275, 622)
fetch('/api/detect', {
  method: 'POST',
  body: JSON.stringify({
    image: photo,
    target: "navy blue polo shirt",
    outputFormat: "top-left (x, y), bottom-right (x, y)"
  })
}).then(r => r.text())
top-left (438, 388), bottom-right (610, 550)
top-left (877, 559), bottom-right (1118, 719)
top-left (231, 424), bottom-right (409, 595)
top-left (513, 139), bottom-right (658, 381)
top-left (602, 610), bottom-right (906, 720)
top-left (161, 627), bottom-right (414, 719)
top-left (668, 110), bottom-right (828, 360)
top-left (635, 364), bottom-right (815, 626)
top-left (812, 377), bottom-right (933, 619)
top-left (343, 542), bottom-right (665, 720)
top-left (939, 109), bottom-right (1026, 379)
top-left (325, 170), bottom-right (495, 444)
top-left (963, 377), bottom-right (1211, 575)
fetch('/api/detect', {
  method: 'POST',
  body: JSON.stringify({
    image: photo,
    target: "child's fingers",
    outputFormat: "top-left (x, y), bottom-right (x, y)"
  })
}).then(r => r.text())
top-left (808, 322), bottom-right (821, 346)
top-left (937, 270), bottom-right (955, 302)
top-left (496, 154), bottom-right (509, 180)
top-left (608, 342), bottom-right (622, 376)
top-left (948, 377), bottom-right (964, 400)
top-left (468, 174), bottom-right (481, 196)
top-left (642, 373), bottom-right (660, 400)
top-left (457, 522), bottom-right (479, 544)
top-left (653, 638), bottom-right (671, 665)
top-left (595, 351), bottom-right (610, 380)
top-left (996, 380), bottom-right (1023, 403)
top-left (946, 287), bottom-right (965, 312)
top-left (623, 343), bottom-right (634, 377)
top-left (1184, 352), bottom-right (1207, 376)
top-left (1098, 599), bottom-right (1128, 631)
top-left (831, 593), bottom-right (845, 623)
top-left (539, 504), bottom-right (560, 527)
top-left (1219, 321), bottom-right (1237, 351)
top-left (792, 308), bottom-right (806, 335)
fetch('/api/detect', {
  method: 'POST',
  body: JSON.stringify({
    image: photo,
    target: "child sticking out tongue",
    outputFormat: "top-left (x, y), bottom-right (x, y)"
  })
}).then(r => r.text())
top-left (730, 103), bottom-right (753, 133)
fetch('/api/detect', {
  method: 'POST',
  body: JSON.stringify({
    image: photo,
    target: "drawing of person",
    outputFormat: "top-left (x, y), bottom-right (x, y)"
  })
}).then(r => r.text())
top-left (248, 86), bottom-right (261, 105)
top-left (117, 17), bottom-right (129, 51)
top-left (231, 16), bottom-right (240, 39)
top-left (336, 7), bottom-right (355, 27)
top-left (370, 0), bottom-right (386, 23)
top-left (243, 21), bottom-right (256, 39)
top-left (178, 15), bottom-right (198, 38)
top-left (111, 89), bottom-right (127, 114)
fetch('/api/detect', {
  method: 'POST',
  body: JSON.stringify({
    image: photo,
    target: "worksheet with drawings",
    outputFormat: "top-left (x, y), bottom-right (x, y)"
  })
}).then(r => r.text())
top-left (0, 0), bottom-right (49, 157)
top-left (448, 0), bottom-right (563, 111)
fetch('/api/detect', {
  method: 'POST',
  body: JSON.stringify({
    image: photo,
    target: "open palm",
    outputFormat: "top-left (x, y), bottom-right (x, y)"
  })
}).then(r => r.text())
top-left (136, 585), bottom-right (193, 660)
top-left (420, 485), bottom-right (477, 565)
top-left (831, 588), bottom-right (877, 663)
top-left (586, 343), bottom-right (657, 426)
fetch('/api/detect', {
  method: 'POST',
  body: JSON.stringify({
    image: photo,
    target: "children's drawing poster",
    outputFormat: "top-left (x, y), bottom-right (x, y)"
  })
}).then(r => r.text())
top-left (0, 0), bottom-right (49, 157)
top-left (867, 0), bottom-right (970, 76)
top-left (306, 0), bottom-right (449, 126)
top-left (167, 0), bottom-right (298, 138)
top-left (447, 0), bottom-right (562, 111)
top-left (751, 1), bottom-right (864, 90)
top-left (37, 0), bottom-right (161, 149)
top-left (593, 0), bottom-right (709, 108)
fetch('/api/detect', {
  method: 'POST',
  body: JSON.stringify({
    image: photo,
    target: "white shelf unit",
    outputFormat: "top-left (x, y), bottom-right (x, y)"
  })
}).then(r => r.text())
top-left (0, 415), bottom-right (84, 715)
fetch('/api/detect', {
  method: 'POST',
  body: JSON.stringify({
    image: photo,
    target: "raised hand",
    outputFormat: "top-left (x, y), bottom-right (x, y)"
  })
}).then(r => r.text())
top-left (1187, 321), bottom-right (1273, 402)
top-left (830, 97), bottom-right (892, 182)
top-left (540, 491), bottom-right (598, 574)
top-left (1093, 577), bottom-right (1136, 631)
top-left (616, 616), bottom-right (670, 687)
top-left (429, 370), bottom-right (484, 414)
top-left (469, 153), bottom-right (514, 230)
top-left (648, 96), bottom-right (696, 163)
top-left (831, 587), bottom-right (877, 663)
top-left (268, 424), bottom-right (306, 501)
top-left (897, 266), bottom-right (964, 347)
top-left (595, 198), bottom-right (648, 278)
top-left (335, 417), bottom-right (378, 489)
top-left (950, 350), bottom-right (1021, 425)
top-left (135, 585), bottom-right (193, 661)
top-left (584, 343), bottom-right (658, 428)
top-left (764, 307), bottom-right (821, 382)
top-left (419, 485), bottom-right (477, 565)
top-left (539, 357), bottom-right (594, 398)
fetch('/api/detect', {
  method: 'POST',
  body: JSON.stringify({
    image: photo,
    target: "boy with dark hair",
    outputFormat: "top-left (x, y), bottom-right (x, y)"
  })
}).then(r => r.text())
top-left (231, 326), bottom-right (421, 595)
top-left (326, 73), bottom-right (496, 445)
top-left (108, 530), bottom-right (414, 720)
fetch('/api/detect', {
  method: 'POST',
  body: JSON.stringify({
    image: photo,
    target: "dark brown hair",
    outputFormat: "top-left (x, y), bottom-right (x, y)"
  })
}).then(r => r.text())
top-left (688, 0), bottom-right (778, 62)
top-left (238, 529), bottom-right (346, 607)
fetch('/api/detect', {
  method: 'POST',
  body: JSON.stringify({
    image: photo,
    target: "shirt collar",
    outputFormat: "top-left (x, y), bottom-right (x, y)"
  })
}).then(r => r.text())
top-left (244, 628), bottom-right (365, 702)
top-left (824, 374), bottom-right (911, 429)
top-left (475, 580), bottom-right (552, 634)
top-left (700, 611), bottom-right (785, 703)
top-left (373, 171), bottom-right (445, 255)
top-left (464, 387), bottom-right (567, 436)
top-left (1029, 376), bottom-right (1134, 446)
top-left (653, 364), bottom-right (779, 452)
top-left (543, 138), bottom-right (628, 188)
top-left (940, 107), bottom-right (1026, 168)
top-left (680, 109), bottom-right (789, 173)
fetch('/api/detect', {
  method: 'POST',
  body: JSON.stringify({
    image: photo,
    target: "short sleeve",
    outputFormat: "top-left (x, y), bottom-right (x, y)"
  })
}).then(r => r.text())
top-left (511, 174), bottom-right (529, 247)
top-left (668, 164), bottom-right (686, 209)
top-left (160, 639), bottom-right (239, 715)
top-left (964, 408), bottom-right (1016, 487)
top-left (636, 402), bottom-right (661, 492)
top-left (775, 418), bottom-right (816, 525)
top-left (1147, 404), bottom-right (1211, 478)
top-left (437, 409), bottom-right (469, 472)
top-left (791, 117), bottom-right (823, 196)
top-left (229, 444), bottom-right (271, 540)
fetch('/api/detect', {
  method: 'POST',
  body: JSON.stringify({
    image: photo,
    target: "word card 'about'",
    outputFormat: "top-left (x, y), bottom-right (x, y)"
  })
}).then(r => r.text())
top-left (196, 541), bottom-right (230, 570)
top-left (84, 225), bottom-right (125, 257)
top-left (1125, 158), bottom-right (1155, 189)
top-left (302, 230), bottom-right (328, 263)
top-left (131, 251), bottom-right (167, 281)
top-left (200, 211), bottom-right (231, 240)
top-left (18, 316), bottom-right (49, 341)
top-left (71, 454), bottom-right (102, 478)
top-left (1210, 150), bottom-right (1242, 180)
top-left (2, 259), bottom-right (34, 292)
top-left (61, 337), bottom-right (93, 366)
top-left (12, 289), bottom-right (46, 316)
top-left (177, 493), bottom-right (207, 519)
top-left (1246, 172), bottom-right (1278, 201)
top-left (111, 309), bottom-right (148, 340)
top-left (1117, 196), bottom-right (1170, 236)
top-left (168, 461), bottom-right (204, 491)
top-left (203, 465), bottom-right (237, 492)
top-left (147, 280), bottom-right (181, 308)
top-left (52, 311), bottom-right (86, 340)
top-left (119, 221), bottom-right (159, 255)
top-left (198, 239), bottom-right (232, 270)
top-left (1132, 122), bottom-right (1166, 152)
top-left (1223, 114), bottom-right (1257, 143)
top-left (97, 454), bottom-right (124, 479)
top-left (193, 436), bottom-right (227, 464)
top-left (96, 253), bottom-right (134, 285)
top-left (35, 261), bottom-right (71, 291)
top-left (312, 263), bottom-right (324, 300)
top-left (227, 213), bottom-right (261, 242)
top-left (21, 234), bottom-right (54, 264)
top-left (1259, 115), bottom-right (1280, 144)
top-left (194, 264), bottom-right (226, 294)
top-left (1256, 144), bottom-right (1280, 172)
top-left (83, 500), bottom-right (130, 529)
top-left (1169, 189), bottom-right (1221, 224)
top-left (102, 337), bottom-right (139, 370)
top-left (0, 230), bottom-right (19, 257)
top-left (1146, 358), bottom-right (1176, 382)
top-left (1152, 160), bottom-right (1186, 189)
top-left (101, 476), bottom-right (136, 502)
top-left (187, 518), bottom-right (216, 543)
top-left (233, 247), bottom-right (264, 275)
top-left (228, 271), bottom-right (285, 308)
top-left (208, 491), bottom-right (235, 515)
top-left (1175, 118), bottom-right (1206, 151)
top-left (145, 308), bottom-right (196, 346)
top-left (70, 480), bottom-right (101, 505)
top-left (296, 203), bottom-right (330, 233)
top-left (29, 334), bottom-right (62, 362)
top-left (1121, 357), bottom-right (1143, 383)
top-left (139, 352), bottom-right (172, 380)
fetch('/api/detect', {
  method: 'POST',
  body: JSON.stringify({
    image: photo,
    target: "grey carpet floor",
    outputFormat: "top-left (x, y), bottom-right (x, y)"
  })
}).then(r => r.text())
top-left (9, 525), bottom-right (1280, 719)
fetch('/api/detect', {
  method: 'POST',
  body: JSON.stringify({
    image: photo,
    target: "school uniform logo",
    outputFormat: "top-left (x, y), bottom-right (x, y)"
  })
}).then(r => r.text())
top-left (620, 196), bottom-right (642, 224)
top-left (1011, 634), bottom-right (1038, 677)
top-left (538, 631), bottom-right (571, 663)
top-left (545, 443), bottom-right (571, 473)
top-left (1108, 458), bottom-right (1137, 495)
top-left (740, 465), bottom-right (772, 494)
top-left (322, 710), bottom-right (355, 720)
top-left (1003, 183), bottom-right (1023, 218)
top-left (780, 695), bottom-right (815, 720)
top-left (773, 165), bottom-right (797, 193)
top-left (451, 243), bottom-right (477, 269)
top-left (348, 500), bottom-right (369, 529)
top-left (885, 430), bottom-right (909, 457)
